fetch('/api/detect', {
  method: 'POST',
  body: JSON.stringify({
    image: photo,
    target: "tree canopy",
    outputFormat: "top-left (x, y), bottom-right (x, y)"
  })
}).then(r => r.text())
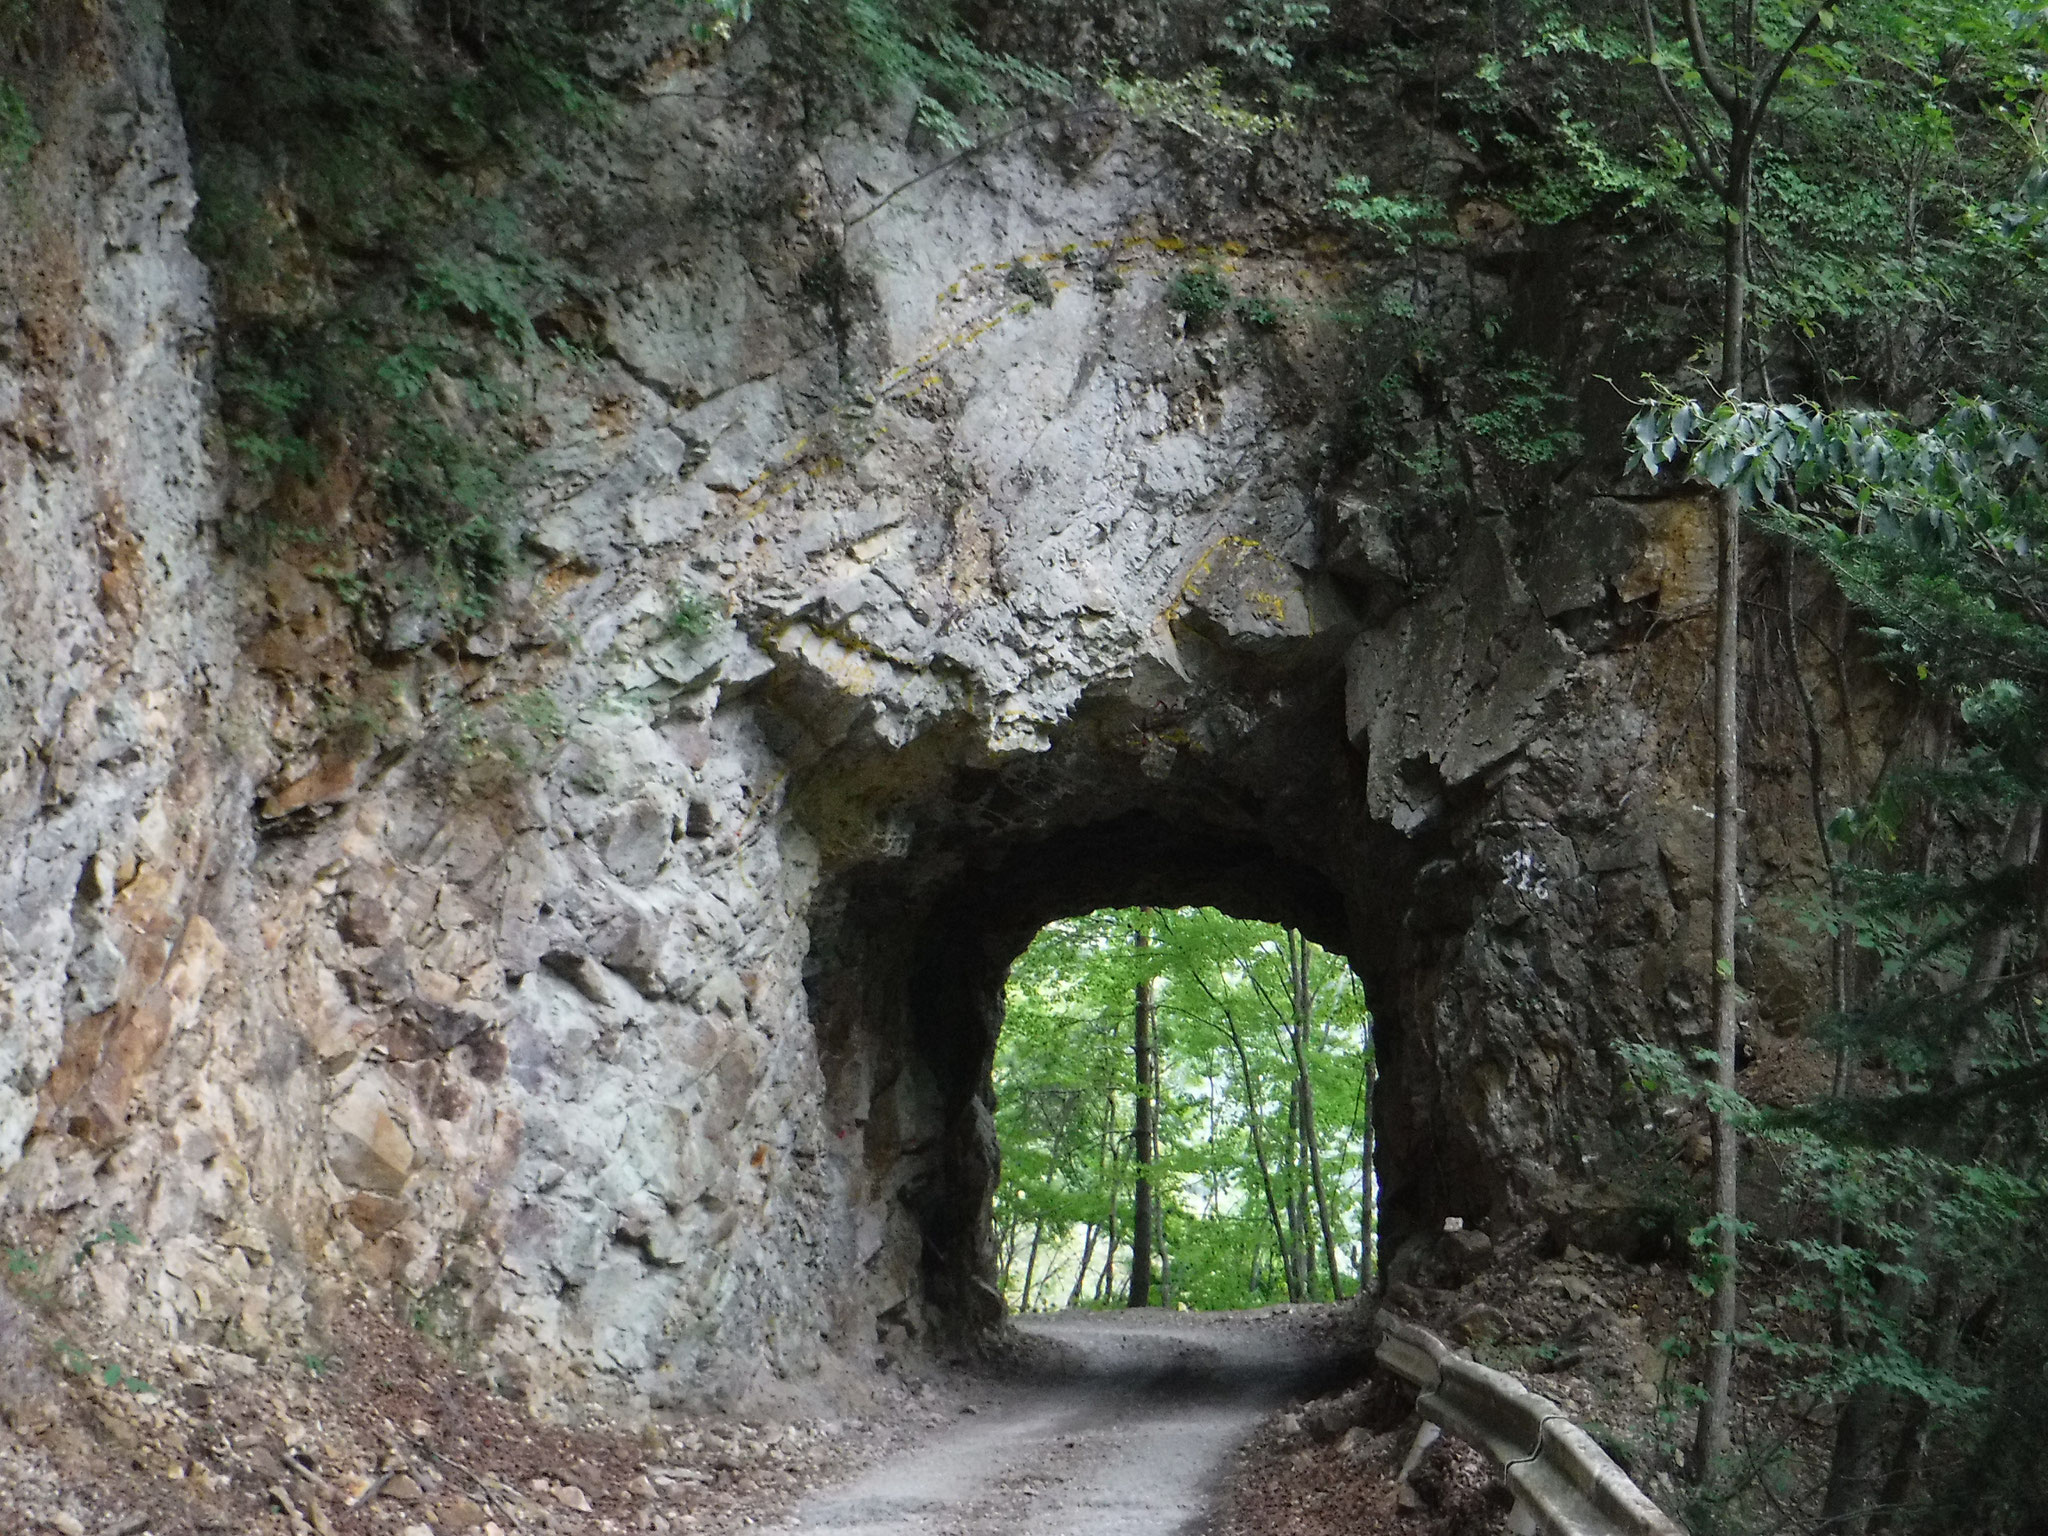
top-left (992, 908), bottom-right (1375, 1313)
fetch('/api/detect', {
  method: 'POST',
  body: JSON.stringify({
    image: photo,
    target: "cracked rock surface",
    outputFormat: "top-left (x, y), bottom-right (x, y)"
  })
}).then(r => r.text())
top-left (2, 0), bottom-right (1899, 1425)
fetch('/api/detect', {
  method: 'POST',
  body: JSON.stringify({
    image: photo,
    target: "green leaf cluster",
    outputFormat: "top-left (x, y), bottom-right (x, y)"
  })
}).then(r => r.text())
top-left (1163, 266), bottom-right (1234, 329)
top-left (0, 78), bottom-right (32, 175)
top-left (775, 0), bottom-right (1069, 150)
top-left (168, 0), bottom-right (635, 630)
top-left (1324, 176), bottom-right (1450, 252)
top-left (1100, 65), bottom-right (1293, 140)
top-left (1442, 2), bottom-right (2048, 410)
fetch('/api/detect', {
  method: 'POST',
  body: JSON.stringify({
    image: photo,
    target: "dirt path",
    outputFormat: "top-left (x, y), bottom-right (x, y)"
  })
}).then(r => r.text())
top-left (796, 1306), bottom-right (1365, 1536)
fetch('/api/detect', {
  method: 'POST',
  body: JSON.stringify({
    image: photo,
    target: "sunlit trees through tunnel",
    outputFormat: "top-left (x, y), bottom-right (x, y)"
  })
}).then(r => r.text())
top-left (992, 909), bottom-right (1375, 1313)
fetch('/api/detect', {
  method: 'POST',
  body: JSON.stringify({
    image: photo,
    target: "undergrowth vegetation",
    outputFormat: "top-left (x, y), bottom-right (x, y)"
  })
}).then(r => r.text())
top-left (0, 1), bottom-right (43, 184)
top-left (167, 0), bottom-right (634, 634)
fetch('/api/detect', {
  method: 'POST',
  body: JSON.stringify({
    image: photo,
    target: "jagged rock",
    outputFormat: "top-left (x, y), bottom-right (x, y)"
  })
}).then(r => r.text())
top-left (1438, 1229), bottom-right (1495, 1287)
top-left (1344, 522), bottom-right (1578, 833)
top-left (1176, 537), bottom-right (1353, 659)
top-left (340, 896), bottom-right (398, 949)
top-left (1339, 1426), bottom-right (1395, 1473)
top-left (326, 1081), bottom-right (416, 1195)
top-left (598, 797), bottom-right (677, 888)
top-left (1386, 1227), bottom-right (1494, 1291)
top-left (1450, 1302), bottom-right (1510, 1345)
top-left (1299, 1384), bottom-right (1381, 1442)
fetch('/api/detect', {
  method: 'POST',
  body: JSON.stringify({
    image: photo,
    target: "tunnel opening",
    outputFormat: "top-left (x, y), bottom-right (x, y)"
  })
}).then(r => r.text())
top-left (991, 905), bottom-right (1377, 1315)
top-left (796, 727), bottom-right (1535, 1361)
top-left (781, 549), bottom-right (1638, 1364)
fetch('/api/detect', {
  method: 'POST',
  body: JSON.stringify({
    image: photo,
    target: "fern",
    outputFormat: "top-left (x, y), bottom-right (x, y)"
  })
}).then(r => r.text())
top-left (1164, 267), bottom-right (1233, 328)
top-left (1325, 175), bottom-right (1448, 251)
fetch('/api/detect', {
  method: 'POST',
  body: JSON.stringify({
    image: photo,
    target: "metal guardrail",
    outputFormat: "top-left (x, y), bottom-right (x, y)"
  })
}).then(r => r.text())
top-left (1373, 1310), bottom-right (1687, 1536)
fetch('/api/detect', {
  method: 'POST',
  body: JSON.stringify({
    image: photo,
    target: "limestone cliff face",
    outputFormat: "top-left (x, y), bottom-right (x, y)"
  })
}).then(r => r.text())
top-left (0, 2), bottom-right (306, 1334)
top-left (0, 4), bottom-right (1898, 1414)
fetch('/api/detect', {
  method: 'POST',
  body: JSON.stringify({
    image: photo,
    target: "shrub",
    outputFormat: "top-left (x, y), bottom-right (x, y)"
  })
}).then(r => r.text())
top-left (1004, 258), bottom-right (1054, 305)
top-left (1164, 266), bottom-right (1233, 328)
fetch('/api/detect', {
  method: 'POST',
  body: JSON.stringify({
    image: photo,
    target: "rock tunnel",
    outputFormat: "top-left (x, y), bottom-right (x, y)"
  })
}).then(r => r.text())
top-left (0, 0), bottom-right (1873, 1420)
top-left (794, 540), bottom-right (1658, 1357)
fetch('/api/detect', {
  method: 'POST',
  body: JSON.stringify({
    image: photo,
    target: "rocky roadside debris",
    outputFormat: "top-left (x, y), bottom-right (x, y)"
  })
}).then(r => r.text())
top-left (0, 1288), bottom-right (942, 1536)
top-left (1209, 1371), bottom-right (1513, 1536)
top-left (1209, 1218), bottom-right (1724, 1536)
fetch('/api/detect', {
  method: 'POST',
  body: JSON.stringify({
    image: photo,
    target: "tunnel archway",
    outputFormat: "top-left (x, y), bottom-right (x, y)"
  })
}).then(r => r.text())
top-left (791, 642), bottom-right (1565, 1353)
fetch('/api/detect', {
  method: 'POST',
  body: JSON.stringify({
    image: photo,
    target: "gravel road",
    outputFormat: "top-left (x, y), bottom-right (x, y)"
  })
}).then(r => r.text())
top-left (794, 1305), bottom-right (1365, 1536)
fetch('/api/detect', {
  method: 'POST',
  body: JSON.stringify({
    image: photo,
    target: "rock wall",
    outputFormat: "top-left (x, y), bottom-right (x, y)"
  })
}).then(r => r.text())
top-left (0, 3), bottom-right (1903, 1416)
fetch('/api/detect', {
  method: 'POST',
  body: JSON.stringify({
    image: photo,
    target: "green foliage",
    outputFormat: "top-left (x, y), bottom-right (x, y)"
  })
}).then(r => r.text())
top-left (1003, 257), bottom-right (1054, 306)
top-left (1631, 382), bottom-right (2048, 1528)
top-left (171, 0), bottom-right (1065, 635)
top-left (78, 1222), bottom-right (140, 1263)
top-left (48, 1336), bottom-right (153, 1393)
top-left (503, 688), bottom-right (566, 741)
top-left (1232, 290), bottom-right (1287, 330)
top-left (98, 1360), bottom-right (154, 1393)
top-left (1163, 267), bottom-right (1234, 329)
top-left (1433, 0), bottom-right (2048, 416)
top-left (1215, 0), bottom-right (1329, 106)
top-left (994, 908), bottom-right (1373, 1313)
top-left (1468, 357), bottom-right (1583, 467)
top-left (0, 79), bottom-right (33, 175)
top-left (1218, 1), bottom-right (1328, 76)
top-left (664, 586), bottom-right (721, 641)
top-left (774, 0), bottom-right (1068, 150)
top-left (1100, 65), bottom-right (1291, 140)
top-left (167, 0), bottom-right (633, 630)
top-left (1325, 176), bottom-right (1449, 251)
top-left (2, 1243), bottom-right (60, 1313)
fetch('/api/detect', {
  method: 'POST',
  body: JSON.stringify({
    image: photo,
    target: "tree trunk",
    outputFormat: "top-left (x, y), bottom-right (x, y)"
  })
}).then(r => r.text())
top-left (1693, 141), bottom-right (1750, 1475)
top-left (1283, 1089), bottom-right (1308, 1301)
top-left (1155, 1189), bottom-right (1172, 1308)
top-left (1066, 1223), bottom-right (1098, 1310)
top-left (1642, 0), bottom-right (1828, 1477)
top-left (1695, 497), bottom-right (1744, 1475)
top-left (1129, 917), bottom-right (1156, 1308)
top-left (1224, 1009), bottom-right (1292, 1277)
top-left (1362, 1050), bottom-right (1377, 1287)
top-left (1152, 1035), bottom-right (1171, 1306)
top-left (1096, 1195), bottom-right (1118, 1303)
top-left (1869, 1283), bottom-right (1963, 1533)
top-left (1019, 1221), bottom-right (1043, 1314)
top-left (998, 1216), bottom-right (1019, 1300)
top-left (1289, 932), bottom-right (1346, 1301)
